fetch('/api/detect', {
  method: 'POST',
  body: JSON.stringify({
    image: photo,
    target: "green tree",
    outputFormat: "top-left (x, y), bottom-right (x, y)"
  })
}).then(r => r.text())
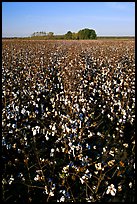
top-left (72, 32), bottom-right (79, 40)
top-left (78, 28), bottom-right (97, 39)
top-left (65, 31), bottom-right (73, 39)
top-left (89, 30), bottom-right (97, 39)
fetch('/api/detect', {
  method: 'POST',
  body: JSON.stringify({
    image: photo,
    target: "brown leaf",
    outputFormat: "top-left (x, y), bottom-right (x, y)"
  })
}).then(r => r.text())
top-left (119, 161), bottom-right (125, 167)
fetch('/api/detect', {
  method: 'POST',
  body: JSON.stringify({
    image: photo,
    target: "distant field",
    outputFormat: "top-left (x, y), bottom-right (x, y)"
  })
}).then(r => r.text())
top-left (2, 39), bottom-right (135, 202)
top-left (2, 36), bottom-right (135, 41)
top-left (97, 36), bottom-right (135, 39)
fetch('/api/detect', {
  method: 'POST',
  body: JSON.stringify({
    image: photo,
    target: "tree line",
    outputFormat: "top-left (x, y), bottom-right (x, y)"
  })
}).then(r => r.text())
top-left (30, 28), bottom-right (97, 40)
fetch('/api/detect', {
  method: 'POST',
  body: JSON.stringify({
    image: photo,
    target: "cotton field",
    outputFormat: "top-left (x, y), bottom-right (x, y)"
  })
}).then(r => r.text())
top-left (2, 39), bottom-right (135, 202)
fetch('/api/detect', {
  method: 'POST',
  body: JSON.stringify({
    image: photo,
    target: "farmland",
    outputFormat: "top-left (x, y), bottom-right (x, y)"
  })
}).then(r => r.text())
top-left (2, 39), bottom-right (135, 202)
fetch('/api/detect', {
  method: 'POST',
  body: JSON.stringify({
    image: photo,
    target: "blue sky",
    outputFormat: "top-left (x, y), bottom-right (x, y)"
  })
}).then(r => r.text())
top-left (2, 2), bottom-right (135, 37)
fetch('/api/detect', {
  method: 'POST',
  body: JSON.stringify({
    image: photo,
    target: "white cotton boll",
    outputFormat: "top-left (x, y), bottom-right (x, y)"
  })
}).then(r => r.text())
top-left (43, 128), bottom-right (45, 134)
top-left (27, 125), bottom-right (30, 129)
top-left (85, 169), bottom-right (89, 174)
top-left (132, 97), bottom-right (135, 102)
top-left (82, 107), bottom-right (86, 113)
top-left (12, 124), bottom-right (16, 128)
top-left (8, 175), bottom-right (14, 185)
top-left (101, 109), bottom-right (105, 114)
top-left (34, 175), bottom-right (39, 181)
top-left (27, 110), bottom-right (30, 116)
top-left (56, 147), bottom-right (60, 152)
top-left (123, 143), bottom-right (128, 148)
top-left (110, 107), bottom-right (113, 113)
top-left (52, 124), bottom-right (56, 131)
top-left (62, 148), bottom-right (65, 152)
top-left (129, 182), bottom-right (132, 188)
top-left (123, 115), bottom-right (126, 120)
top-left (106, 184), bottom-right (116, 196)
top-left (109, 150), bottom-right (114, 157)
top-left (51, 148), bottom-right (54, 153)
top-left (50, 98), bottom-right (54, 103)
top-left (64, 99), bottom-right (68, 105)
top-left (45, 135), bottom-right (49, 141)
top-left (121, 109), bottom-right (126, 116)
top-left (60, 196), bottom-right (65, 202)
top-left (107, 114), bottom-right (110, 118)
top-left (79, 121), bottom-right (82, 129)
top-left (55, 111), bottom-right (58, 116)
top-left (44, 186), bottom-right (48, 194)
top-left (50, 152), bottom-right (54, 157)
top-left (130, 117), bottom-right (134, 123)
top-left (68, 142), bottom-right (72, 147)
top-left (95, 163), bottom-right (102, 170)
top-left (21, 108), bottom-right (26, 114)
top-left (66, 126), bottom-right (70, 133)
top-left (80, 178), bottom-right (84, 184)
top-left (93, 186), bottom-right (96, 190)
top-left (49, 191), bottom-right (54, 197)
top-left (88, 132), bottom-right (93, 138)
top-left (127, 88), bottom-right (131, 93)
top-left (110, 116), bottom-right (113, 121)
top-left (33, 129), bottom-right (37, 136)
top-left (15, 106), bottom-right (19, 112)
top-left (116, 87), bottom-right (120, 92)
top-left (97, 132), bottom-right (101, 136)
top-left (72, 148), bottom-right (75, 157)
top-left (132, 140), bottom-right (135, 145)
top-left (118, 185), bottom-right (122, 192)
top-left (112, 134), bottom-right (115, 138)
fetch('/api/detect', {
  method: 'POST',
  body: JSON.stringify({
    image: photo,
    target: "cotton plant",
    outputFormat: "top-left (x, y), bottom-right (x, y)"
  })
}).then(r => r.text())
top-left (2, 39), bottom-right (135, 202)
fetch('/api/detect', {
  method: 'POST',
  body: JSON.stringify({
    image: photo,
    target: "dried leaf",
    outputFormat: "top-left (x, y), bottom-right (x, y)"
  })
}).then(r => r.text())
top-left (119, 161), bottom-right (125, 167)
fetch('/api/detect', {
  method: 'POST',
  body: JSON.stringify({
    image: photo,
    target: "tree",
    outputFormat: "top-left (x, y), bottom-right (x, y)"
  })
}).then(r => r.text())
top-left (30, 28), bottom-right (97, 40)
top-left (65, 31), bottom-right (72, 39)
top-left (89, 30), bottom-right (97, 39)
top-left (72, 32), bottom-right (79, 40)
top-left (31, 31), bottom-right (47, 37)
top-left (78, 28), bottom-right (97, 39)
top-left (47, 32), bottom-right (54, 37)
